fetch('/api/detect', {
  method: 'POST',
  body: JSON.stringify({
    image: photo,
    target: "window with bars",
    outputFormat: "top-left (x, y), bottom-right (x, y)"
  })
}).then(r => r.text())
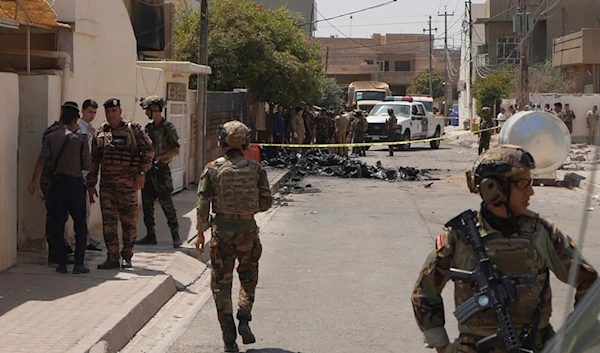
top-left (377, 60), bottom-right (390, 72)
top-left (496, 37), bottom-right (520, 64)
top-left (394, 61), bottom-right (411, 71)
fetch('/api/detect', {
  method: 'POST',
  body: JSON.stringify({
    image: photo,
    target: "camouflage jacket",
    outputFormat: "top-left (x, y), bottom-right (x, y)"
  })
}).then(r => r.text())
top-left (411, 208), bottom-right (598, 349)
top-left (88, 120), bottom-right (154, 187)
top-left (145, 119), bottom-right (180, 167)
top-left (196, 150), bottom-right (272, 228)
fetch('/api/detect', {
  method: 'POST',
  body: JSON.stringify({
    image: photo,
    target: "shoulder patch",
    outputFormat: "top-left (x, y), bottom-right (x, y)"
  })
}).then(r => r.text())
top-left (435, 232), bottom-right (446, 253)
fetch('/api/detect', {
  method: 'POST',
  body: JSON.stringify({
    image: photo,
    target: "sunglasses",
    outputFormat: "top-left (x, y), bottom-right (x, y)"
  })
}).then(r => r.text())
top-left (511, 178), bottom-right (534, 190)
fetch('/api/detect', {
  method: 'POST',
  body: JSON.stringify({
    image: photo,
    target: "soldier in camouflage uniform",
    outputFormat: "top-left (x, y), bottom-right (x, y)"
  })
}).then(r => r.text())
top-left (88, 98), bottom-right (155, 269)
top-left (411, 145), bottom-right (598, 353)
top-left (384, 108), bottom-right (397, 157)
top-left (195, 120), bottom-right (272, 353)
top-left (135, 96), bottom-right (183, 248)
top-left (477, 107), bottom-right (493, 155)
top-left (315, 108), bottom-right (331, 144)
top-left (350, 110), bottom-right (368, 157)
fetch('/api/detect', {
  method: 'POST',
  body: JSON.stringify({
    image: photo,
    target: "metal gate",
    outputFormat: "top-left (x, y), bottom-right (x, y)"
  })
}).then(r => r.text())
top-left (166, 101), bottom-right (189, 193)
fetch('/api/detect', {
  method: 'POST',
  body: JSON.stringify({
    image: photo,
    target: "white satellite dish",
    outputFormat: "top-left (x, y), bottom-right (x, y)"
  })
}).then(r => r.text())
top-left (499, 111), bottom-right (571, 180)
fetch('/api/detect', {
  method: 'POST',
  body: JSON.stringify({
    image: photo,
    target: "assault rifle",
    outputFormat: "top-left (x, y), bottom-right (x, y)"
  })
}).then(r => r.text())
top-left (447, 210), bottom-right (533, 353)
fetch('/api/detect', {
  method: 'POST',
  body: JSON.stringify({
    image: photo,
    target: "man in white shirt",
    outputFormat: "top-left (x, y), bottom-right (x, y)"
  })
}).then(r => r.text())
top-left (496, 107), bottom-right (508, 132)
top-left (587, 105), bottom-right (599, 145)
top-left (73, 99), bottom-right (102, 251)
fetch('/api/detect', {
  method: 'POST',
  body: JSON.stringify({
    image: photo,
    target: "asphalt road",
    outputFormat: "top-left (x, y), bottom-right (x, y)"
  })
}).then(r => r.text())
top-left (166, 142), bottom-right (600, 353)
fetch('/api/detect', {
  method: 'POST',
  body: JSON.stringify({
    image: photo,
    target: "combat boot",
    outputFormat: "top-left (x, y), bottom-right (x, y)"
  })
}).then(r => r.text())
top-left (223, 325), bottom-right (239, 352)
top-left (172, 232), bottom-right (183, 248)
top-left (237, 311), bottom-right (256, 344)
top-left (97, 258), bottom-right (120, 270)
top-left (122, 257), bottom-right (133, 269)
top-left (136, 234), bottom-right (158, 245)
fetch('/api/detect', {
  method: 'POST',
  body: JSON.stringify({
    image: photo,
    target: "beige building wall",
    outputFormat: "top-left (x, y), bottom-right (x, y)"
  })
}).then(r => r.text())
top-left (17, 76), bottom-right (62, 248)
top-left (317, 34), bottom-right (460, 96)
top-left (0, 73), bottom-right (19, 271)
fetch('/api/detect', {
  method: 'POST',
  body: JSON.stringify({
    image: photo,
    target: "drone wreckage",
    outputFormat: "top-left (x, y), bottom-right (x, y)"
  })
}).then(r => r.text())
top-left (260, 148), bottom-right (441, 182)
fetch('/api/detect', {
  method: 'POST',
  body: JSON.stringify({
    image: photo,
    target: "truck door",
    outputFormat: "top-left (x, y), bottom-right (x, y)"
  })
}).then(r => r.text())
top-left (410, 104), bottom-right (422, 139)
top-left (417, 105), bottom-right (429, 137)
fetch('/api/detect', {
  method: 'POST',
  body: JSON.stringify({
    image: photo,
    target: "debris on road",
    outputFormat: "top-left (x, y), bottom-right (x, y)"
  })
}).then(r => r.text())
top-left (262, 148), bottom-right (440, 182)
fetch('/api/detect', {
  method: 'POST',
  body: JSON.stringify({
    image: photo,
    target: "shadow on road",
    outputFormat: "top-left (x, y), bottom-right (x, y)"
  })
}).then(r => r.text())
top-left (247, 349), bottom-right (298, 353)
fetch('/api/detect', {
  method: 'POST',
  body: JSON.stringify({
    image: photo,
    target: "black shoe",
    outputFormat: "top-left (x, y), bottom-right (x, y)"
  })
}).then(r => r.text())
top-left (172, 238), bottom-right (183, 248)
top-left (86, 244), bottom-right (102, 251)
top-left (136, 235), bottom-right (157, 245)
top-left (66, 245), bottom-right (74, 254)
top-left (122, 258), bottom-right (133, 269)
top-left (56, 265), bottom-right (68, 274)
top-left (66, 255), bottom-right (75, 264)
top-left (238, 320), bottom-right (256, 344)
top-left (73, 265), bottom-right (90, 274)
top-left (97, 258), bottom-right (120, 270)
top-left (223, 342), bottom-right (239, 353)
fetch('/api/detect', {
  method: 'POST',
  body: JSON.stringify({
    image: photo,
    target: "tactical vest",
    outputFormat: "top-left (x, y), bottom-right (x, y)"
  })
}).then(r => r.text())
top-left (452, 212), bottom-right (551, 338)
top-left (97, 124), bottom-right (140, 168)
top-left (210, 156), bottom-right (260, 215)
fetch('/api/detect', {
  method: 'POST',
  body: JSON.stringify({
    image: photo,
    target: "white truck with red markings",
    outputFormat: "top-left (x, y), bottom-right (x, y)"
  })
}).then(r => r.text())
top-left (364, 98), bottom-right (445, 150)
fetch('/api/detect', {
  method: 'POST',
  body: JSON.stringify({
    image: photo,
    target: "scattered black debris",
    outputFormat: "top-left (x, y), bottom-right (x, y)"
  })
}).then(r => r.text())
top-left (273, 196), bottom-right (294, 206)
top-left (279, 184), bottom-right (322, 195)
top-left (424, 182), bottom-right (434, 188)
top-left (261, 148), bottom-right (440, 182)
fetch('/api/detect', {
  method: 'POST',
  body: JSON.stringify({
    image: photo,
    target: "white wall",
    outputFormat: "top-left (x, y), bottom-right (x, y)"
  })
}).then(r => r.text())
top-left (52, 0), bottom-right (139, 235)
top-left (530, 93), bottom-right (600, 144)
top-left (0, 73), bottom-right (19, 271)
top-left (17, 75), bottom-right (62, 247)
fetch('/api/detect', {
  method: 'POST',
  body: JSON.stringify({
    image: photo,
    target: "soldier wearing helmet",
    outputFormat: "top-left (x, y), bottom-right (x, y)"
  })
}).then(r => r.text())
top-left (412, 145), bottom-right (597, 353)
top-left (478, 107), bottom-right (494, 155)
top-left (195, 120), bottom-right (272, 353)
top-left (136, 96), bottom-right (183, 248)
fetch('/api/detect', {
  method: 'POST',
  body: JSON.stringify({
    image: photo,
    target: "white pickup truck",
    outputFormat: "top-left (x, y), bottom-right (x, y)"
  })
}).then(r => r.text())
top-left (364, 101), bottom-right (445, 150)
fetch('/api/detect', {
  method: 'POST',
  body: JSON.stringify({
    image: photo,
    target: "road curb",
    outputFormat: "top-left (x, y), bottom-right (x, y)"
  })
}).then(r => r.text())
top-left (66, 275), bottom-right (177, 353)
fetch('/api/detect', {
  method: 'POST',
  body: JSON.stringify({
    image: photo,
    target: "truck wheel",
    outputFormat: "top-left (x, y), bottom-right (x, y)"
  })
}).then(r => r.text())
top-left (430, 127), bottom-right (441, 149)
top-left (399, 130), bottom-right (411, 151)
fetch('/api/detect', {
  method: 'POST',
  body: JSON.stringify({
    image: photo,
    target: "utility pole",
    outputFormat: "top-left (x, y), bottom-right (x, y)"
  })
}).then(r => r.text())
top-left (423, 16), bottom-right (438, 97)
top-left (196, 0), bottom-right (209, 181)
top-left (325, 46), bottom-right (330, 72)
top-left (438, 7), bottom-right (454, 115)
top-left (519, 0), bottom-right (530, 107)
top-left (466, 0), bottom-right (473, 125)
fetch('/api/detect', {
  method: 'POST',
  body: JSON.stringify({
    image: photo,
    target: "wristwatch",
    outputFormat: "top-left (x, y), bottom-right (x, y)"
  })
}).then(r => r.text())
top-left (139, 170), bottom-right (146, 176)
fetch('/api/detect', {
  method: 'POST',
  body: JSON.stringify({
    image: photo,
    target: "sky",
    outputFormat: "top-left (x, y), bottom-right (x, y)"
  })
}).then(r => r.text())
top-left (314, 0), bottom-right (486, 49)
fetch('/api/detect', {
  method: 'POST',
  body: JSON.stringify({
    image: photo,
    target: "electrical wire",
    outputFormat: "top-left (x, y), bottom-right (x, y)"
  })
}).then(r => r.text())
top-left (300, 0), bottom-right (398, 26)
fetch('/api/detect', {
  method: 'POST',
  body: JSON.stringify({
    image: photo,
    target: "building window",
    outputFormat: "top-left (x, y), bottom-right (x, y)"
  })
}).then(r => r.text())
top-left (365, 59), bottom-right (374, 65)
top-left (377, 60), bottom-right (390, 72)
top-left (496, 37), bottom-right (520, 64)
top-left (394, 61), bottom-right (411, 71)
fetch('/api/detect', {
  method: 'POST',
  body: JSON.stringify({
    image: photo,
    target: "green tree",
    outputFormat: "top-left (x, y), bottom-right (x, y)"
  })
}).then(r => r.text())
top-left (315, 77), bottom-right (343, 108)
top-left (174, 1), bottom-right (201, 88)
top-left (473, 65), bottom-right (515, 112)
top-left (407, 69), bottom-right (445, 99)
top-left (528, 60), bottom-right (566, 94)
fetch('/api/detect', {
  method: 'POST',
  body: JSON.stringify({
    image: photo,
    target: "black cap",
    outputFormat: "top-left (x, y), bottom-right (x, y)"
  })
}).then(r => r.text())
top-left (103, 98), bottom-right (121, 108)
top-left (61, 101), bottom-right (79, 113)
top-left (554, 102), bottom-right (562, 107)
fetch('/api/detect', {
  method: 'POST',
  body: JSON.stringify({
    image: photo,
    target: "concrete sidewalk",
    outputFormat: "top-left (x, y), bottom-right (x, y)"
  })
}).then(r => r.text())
top-left (0, 168), bottom-right (289, 353)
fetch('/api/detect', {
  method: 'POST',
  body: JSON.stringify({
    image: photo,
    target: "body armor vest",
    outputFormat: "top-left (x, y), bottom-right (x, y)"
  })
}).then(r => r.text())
top-left (452, 212), bottom-right (551, 338)
top-left (210, 156), bottom-right (260, 215)
top-left (98, 125), bottom-right (140, 168)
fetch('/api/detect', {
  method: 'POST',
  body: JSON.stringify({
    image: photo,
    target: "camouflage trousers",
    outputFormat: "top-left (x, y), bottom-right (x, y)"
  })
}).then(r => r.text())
top-left (141, 168), bottom-right (178, 239)
top-left (478, 132), bottom-right (491, 155)
top-left (210, 217), bottom-right (263, 342)
top-left (446, 326), bottom-right (554, 353)
top-left (100, 178), bottom-right (139, 261)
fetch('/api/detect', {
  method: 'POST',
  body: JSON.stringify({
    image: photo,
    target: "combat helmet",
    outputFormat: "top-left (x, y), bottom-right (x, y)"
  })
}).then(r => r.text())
top-left (218, 120), bottom-right (251, 150)
top-left (466, 144), bottom-right (535, 205)
top-left (140, 95), bottom-right (166, 111)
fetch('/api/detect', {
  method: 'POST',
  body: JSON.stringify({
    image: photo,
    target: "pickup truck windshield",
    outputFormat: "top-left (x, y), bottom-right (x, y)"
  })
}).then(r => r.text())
top-left (370, 104), bottom-right (411, 117)
top-left (356, 91), bottom-right (386, 101)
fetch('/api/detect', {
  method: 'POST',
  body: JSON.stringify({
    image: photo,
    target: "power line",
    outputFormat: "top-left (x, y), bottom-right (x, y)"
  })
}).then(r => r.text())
top-left (300, 0), bottom-right (398, 26)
